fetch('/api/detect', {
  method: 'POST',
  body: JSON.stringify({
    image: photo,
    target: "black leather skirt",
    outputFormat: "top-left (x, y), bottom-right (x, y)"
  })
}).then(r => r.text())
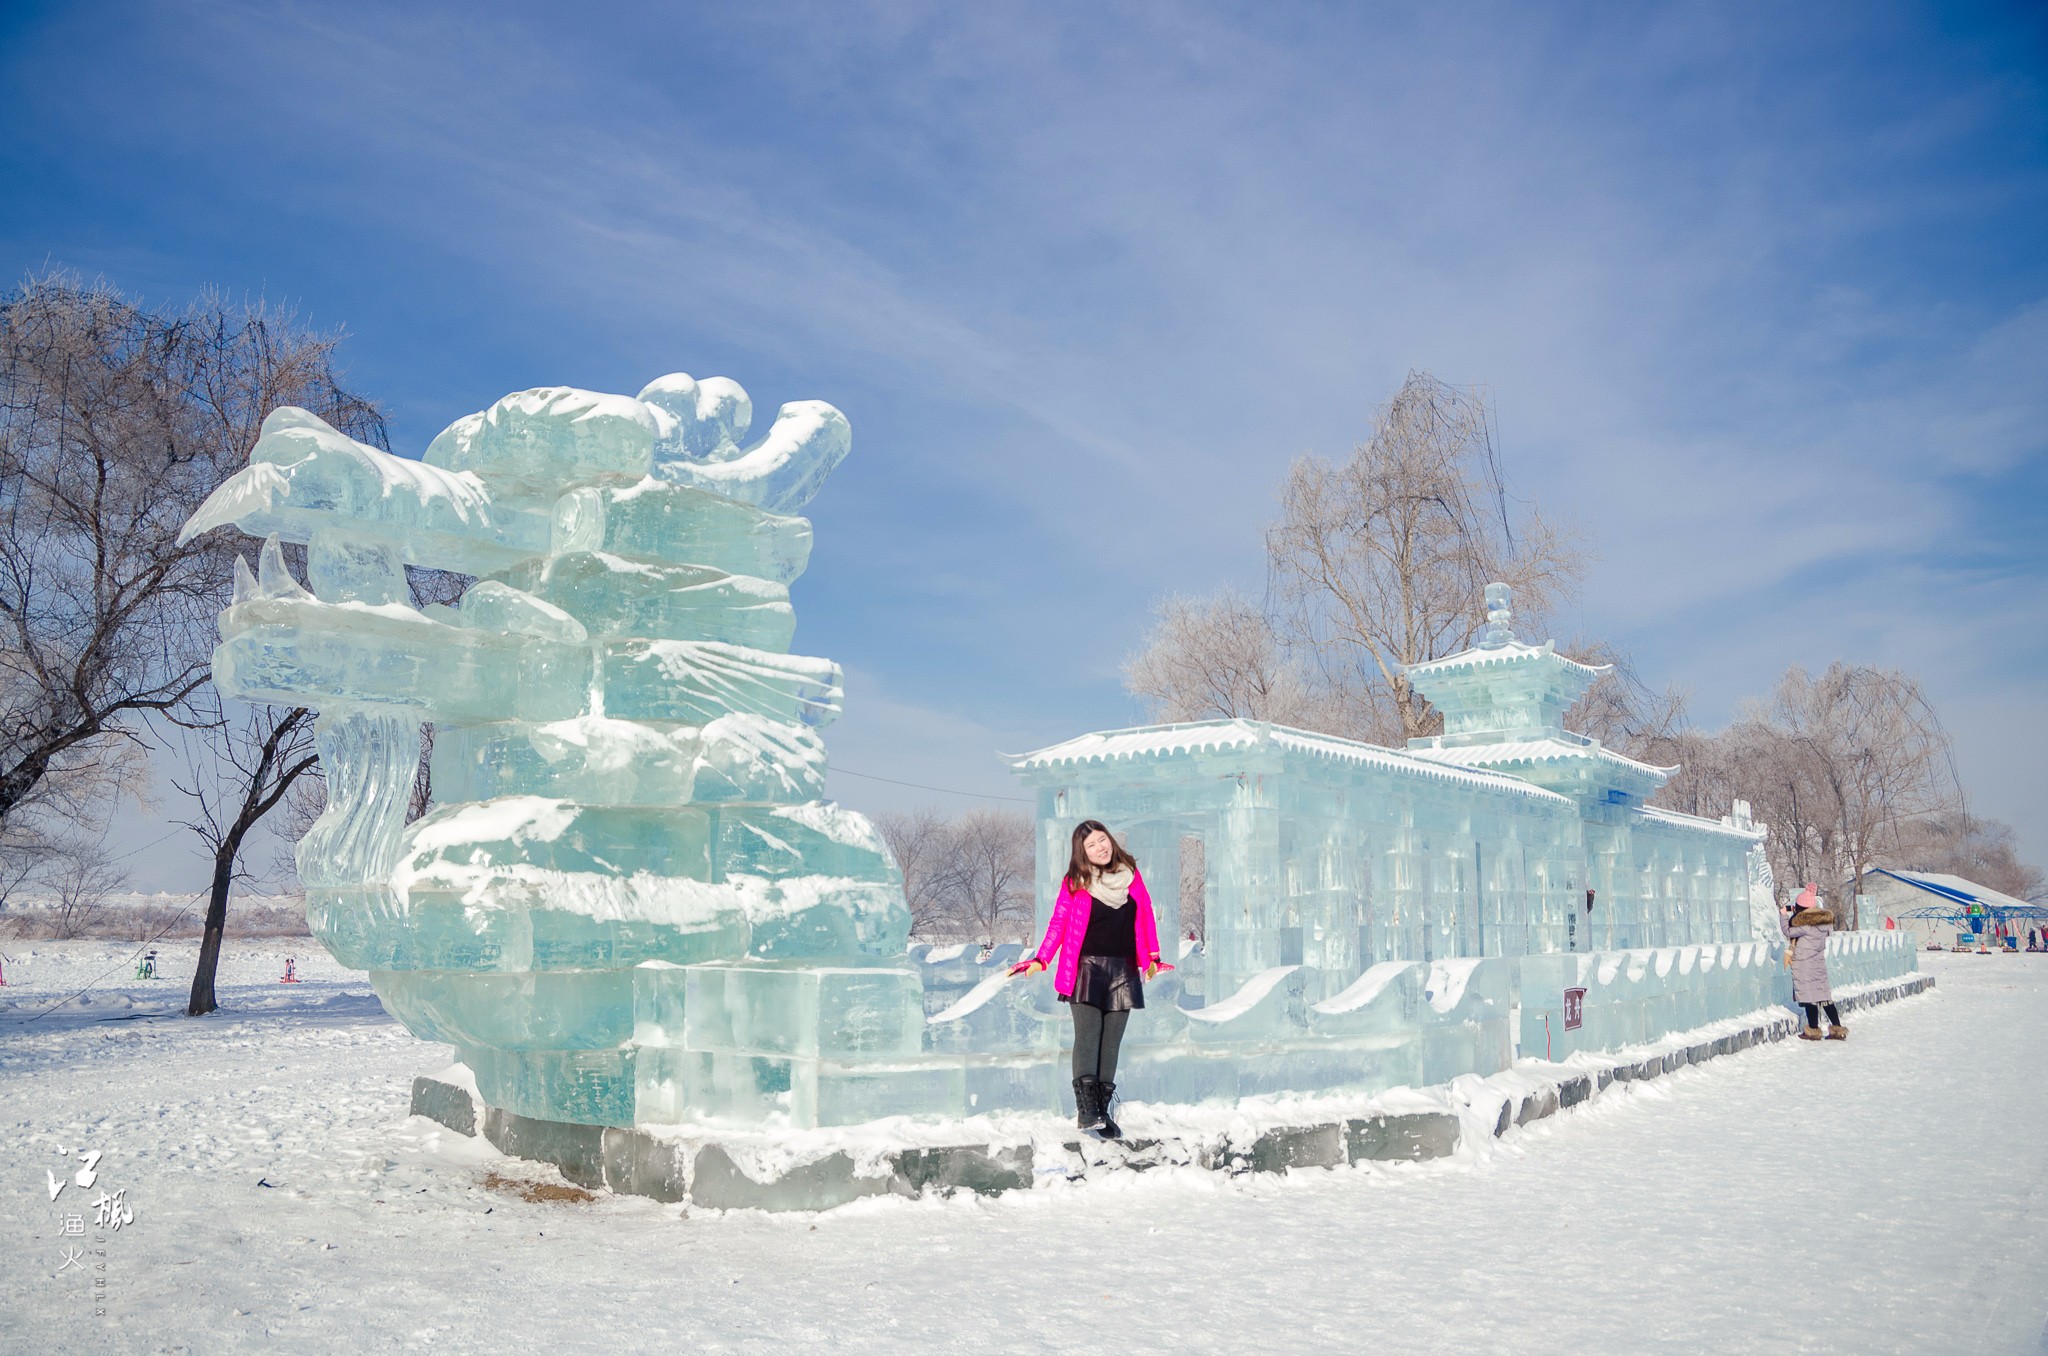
top-left (1062, 955), bottom-right (1145, 1011)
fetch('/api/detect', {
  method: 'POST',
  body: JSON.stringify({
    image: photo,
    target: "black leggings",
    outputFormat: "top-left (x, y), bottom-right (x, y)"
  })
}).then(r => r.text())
top-left (1802, 1002), bottom-right (1842, 1028)
top-left (1070, 1004), bottom-right (1130, 1082)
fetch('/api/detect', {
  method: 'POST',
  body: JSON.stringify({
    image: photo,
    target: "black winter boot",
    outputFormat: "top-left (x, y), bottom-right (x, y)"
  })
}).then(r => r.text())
top-left (1095, 1080), bottom-right (1123, 1140)
top-left (1073, 1078), bottom-right (1106, 1132)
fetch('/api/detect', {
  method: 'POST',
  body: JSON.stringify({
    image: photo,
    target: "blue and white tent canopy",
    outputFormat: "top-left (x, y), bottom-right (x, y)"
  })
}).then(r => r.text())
top-left (1874, 869), bottom-right (2048, 923)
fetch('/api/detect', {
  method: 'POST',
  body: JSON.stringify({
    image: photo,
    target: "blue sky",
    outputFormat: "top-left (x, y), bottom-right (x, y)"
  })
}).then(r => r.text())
top-left (3, 0), bottom-right (2044, 889)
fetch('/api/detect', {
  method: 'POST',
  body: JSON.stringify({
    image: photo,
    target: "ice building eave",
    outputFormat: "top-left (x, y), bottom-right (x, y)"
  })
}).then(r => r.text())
top-left (1009, 718), bottom-right (1270, 774)
top-left (1635, 804), bottom-right (1766, 844)
top-left (1401, 639), bottom-right (1609, 684)
top-left (1408, 735), bottom-right (1674, 778)
top-left (1407, 736), bottom-right (1674, 801)
top-left (1009, 718), bottom-right (1577, 806)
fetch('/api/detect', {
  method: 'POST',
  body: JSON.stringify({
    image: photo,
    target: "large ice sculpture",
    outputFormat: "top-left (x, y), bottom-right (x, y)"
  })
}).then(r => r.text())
top-left (181, 375), bottom-right (914, 1126)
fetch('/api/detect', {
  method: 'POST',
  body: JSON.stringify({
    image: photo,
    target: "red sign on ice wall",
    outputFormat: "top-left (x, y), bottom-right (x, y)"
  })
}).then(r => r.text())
top-left (1563, 987), bottom-right (1586, 1031)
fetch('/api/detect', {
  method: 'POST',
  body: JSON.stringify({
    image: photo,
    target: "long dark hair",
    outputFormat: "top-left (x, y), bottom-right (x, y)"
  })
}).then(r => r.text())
top-left (1064, 819), bottom-right (1137, 893)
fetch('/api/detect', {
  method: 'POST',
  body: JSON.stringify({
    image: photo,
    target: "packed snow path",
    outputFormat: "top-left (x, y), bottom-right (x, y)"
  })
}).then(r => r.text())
top-left (2, 942), bottom-right (2044, 1354)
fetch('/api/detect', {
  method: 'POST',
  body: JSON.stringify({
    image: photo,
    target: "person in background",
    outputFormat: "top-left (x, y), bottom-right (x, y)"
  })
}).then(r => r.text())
top-left (1012, 820), bottom-right (1171, 1138)
top-left (1781, 884), bottom-right (1845, 1041)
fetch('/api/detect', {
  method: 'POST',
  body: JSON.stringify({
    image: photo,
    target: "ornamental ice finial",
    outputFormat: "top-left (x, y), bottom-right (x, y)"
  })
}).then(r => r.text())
top-left (1478, 581), bottom-right (1515, 648)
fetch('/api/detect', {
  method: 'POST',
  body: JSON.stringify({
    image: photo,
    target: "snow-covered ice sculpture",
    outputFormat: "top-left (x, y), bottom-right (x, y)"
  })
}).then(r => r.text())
top-left (181, 376), bottom-right (919, 1126)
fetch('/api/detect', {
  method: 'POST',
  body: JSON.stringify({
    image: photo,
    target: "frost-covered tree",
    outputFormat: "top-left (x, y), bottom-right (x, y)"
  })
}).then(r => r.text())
top-left (1891, 811), bottom-right (2044, 902)
top-left (1560, 638), bottom-right (1690, 757)
top-left (943, 809), bottom-right (1035, 947)
top-left (876, 806), bottom-right (1035, 944)
top-left (1266, 371), bottom-right (1583, 742)
top-left (0, 272), bottom-right (384, 844)
top-left (876, 807), bottom-right (958, 940)
top-left (1651, 663), bottom-right (1969, 921)
top-left (1125, 372), bottom-right (1587, 746)
top-left (1123, 590), bottom-right (1322, 727)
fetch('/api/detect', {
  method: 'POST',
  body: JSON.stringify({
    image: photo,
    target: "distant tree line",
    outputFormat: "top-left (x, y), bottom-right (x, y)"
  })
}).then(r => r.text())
top-left (1124, 370), bottom-right (2041, 917)
top-left (874, 807), bottom-right (1036, 945)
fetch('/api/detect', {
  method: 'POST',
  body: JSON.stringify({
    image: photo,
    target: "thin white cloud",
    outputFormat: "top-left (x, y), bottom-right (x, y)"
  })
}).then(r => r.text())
top-left (13, 1), bottom-right (2040, 870)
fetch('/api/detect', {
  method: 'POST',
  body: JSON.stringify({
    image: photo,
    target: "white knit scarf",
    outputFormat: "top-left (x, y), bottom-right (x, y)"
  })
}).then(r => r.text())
top-left (1087, 866), bottom-right (1133, 908)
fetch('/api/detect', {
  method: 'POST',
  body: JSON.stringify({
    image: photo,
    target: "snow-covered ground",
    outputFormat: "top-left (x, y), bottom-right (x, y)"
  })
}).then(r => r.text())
top-left (2, 941), bottom-right (2043, 1354)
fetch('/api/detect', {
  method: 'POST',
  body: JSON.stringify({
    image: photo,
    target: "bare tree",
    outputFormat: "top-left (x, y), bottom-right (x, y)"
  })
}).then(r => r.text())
top-left (1123, 589), bottom-right (1331, 728)
top-left (176, 693), bottom-right (319, 1016)
top-left (875, 807), bottom-right (957, 939)
top-left (1562, 638), bottom-right (1689, 757)
top-left (1887, 811), bottom-right (2042, 902)
top-left (1267, 371), bottom-right (1583, 742)
top-left (1654, 663), bottom-right (1965, 920)
top-left (46, 840), bottom-right (128, 940)
top-left (0, 817), bottom-right (58, 919)
top-left (1179, 834), bottom-right (1206, 941)
top-left (0, 272), bottom-right (384, 835)
top-left (943, 809), bottom-right (1035, 947)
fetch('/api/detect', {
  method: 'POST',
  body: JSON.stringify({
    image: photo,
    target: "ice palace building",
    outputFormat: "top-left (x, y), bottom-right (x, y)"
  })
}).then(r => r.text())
top-left (1013, 584), bottom-right (1759, 1007)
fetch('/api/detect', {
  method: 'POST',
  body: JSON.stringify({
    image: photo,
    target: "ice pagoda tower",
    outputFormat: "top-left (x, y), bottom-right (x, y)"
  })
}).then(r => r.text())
top-left (1402, 583), bottom-right (1673, 814)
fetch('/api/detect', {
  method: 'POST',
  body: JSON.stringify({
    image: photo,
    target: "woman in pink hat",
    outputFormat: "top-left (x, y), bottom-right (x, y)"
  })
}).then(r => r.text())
top-left (1781, 884), bottom-right (1844, 1041)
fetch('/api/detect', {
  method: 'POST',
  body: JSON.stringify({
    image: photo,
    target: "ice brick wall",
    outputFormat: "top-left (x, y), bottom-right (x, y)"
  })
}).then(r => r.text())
top-left (1581, 810), bottom-right (1756, 950)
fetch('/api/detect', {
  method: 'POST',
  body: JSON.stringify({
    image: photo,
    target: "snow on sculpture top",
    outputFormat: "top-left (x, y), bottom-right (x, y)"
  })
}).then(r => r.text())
top-left (180, 374), bottom-right (902, 1127)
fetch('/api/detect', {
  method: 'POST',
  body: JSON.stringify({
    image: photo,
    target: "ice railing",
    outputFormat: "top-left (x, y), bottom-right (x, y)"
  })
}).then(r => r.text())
top-left (912, 930), bottom-right (1919, 1108)
top-left (1518, 932), bottom-right (1918, 1062)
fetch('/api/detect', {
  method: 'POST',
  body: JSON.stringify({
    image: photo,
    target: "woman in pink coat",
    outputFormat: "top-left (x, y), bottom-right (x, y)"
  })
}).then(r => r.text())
top-left (1011, 820), bottom-right (1170, 1139)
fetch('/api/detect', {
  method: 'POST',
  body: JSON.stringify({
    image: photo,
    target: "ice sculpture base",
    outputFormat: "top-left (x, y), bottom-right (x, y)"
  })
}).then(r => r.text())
top-left (394, 931), bottom-right (1922, 1130)
top-left (413, 970), bottom-right (1935, 1212)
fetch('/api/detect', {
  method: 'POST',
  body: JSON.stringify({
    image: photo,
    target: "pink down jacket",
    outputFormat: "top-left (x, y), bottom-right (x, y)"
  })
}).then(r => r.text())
top-left (1028, 870), bottom-right (1165, 1000)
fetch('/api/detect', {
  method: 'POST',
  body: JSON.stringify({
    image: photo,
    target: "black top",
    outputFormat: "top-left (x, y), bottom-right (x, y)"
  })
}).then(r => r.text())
top-left (1079, 896), bottom-right (1138, 960)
